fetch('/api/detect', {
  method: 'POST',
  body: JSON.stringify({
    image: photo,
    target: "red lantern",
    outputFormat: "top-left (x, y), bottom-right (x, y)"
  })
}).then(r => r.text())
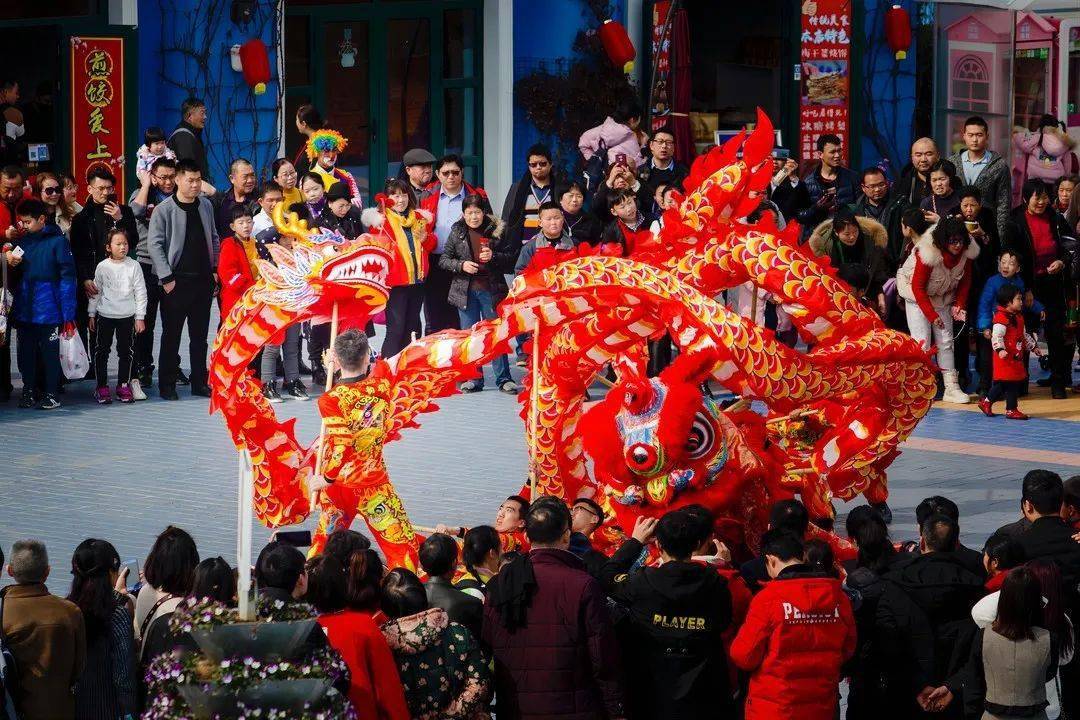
top-left (884, 5), bottom-right (912, 61)
top-left (238, 38), bottom-right (271, 95)
top-left (598, 19), bottom-right (635, 73)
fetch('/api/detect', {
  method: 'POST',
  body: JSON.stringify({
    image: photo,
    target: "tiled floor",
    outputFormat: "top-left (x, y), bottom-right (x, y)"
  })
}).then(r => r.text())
top-left (2, 336), bottom-right (1078, 594)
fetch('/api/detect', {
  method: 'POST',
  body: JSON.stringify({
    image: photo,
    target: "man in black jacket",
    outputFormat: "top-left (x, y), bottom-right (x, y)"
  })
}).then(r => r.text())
top-left (500, 143), bottom-right (559, 256)
top-left (637, 126), bottom-right (688, 210)
top-left (418, 533), bottom-right (482, 640)
top-left (601, 508), bottom-right (733, 720)
top-left (901, 496), bottom-right (987, 580)
top-left (70, 166), bottom-right (139, 376)
top-left (885, 514), bottom-right (984, 718)
top-left (567, 496), bottom-right (610, 578)
top-left (1013, 469), bottom-right (1080, 600)
top-left (168, 97), bottom-right (210, 186)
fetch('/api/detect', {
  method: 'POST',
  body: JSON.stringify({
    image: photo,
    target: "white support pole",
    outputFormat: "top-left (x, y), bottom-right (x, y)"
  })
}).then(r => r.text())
top-left (236, 448), bottom-right (255, 620)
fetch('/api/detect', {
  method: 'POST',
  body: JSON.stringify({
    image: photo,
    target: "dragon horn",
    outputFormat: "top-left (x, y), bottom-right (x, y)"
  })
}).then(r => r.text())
top-left (742, 108), bottom-right (775, 168)
top-left (272, 200), bottom-right (312, 243)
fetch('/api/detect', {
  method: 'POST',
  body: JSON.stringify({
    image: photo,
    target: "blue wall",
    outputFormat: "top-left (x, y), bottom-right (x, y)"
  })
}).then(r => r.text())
top-left (137, 0), bottom-right (281, 187)
top-left (511, 0), bottom-right (626, 180)
top-left (858, 0), bottom-right (917, 177)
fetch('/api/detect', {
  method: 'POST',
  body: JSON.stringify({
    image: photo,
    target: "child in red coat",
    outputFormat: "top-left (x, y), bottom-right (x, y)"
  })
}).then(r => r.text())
top-left (978, 283), bottom-right (1041, 420)
top-left (216, 205), bottom-right (259, 317)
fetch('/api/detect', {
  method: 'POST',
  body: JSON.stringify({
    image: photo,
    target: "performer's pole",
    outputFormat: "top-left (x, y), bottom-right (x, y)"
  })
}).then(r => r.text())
top-left (311, 302), bottom-right (341, 512)
top-left (236, 448), bottom-right (254, 620)
top-left (529, 310), bottom-right (542, 500)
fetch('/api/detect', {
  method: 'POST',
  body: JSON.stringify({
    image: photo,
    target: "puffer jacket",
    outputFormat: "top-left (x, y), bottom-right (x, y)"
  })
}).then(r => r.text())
top-left (381, 607), bottom-right (491, 720)
top-left (884, 552), bottom-right (985, 688)
top-left (11, 224), bottom-right (77, 325)
top-left (601, 537), bottom-right (735, 720)
top-left (578, 116), bottom-right (645, 168)
top-left (439, 216), bottom-right (515, 309)
top-left (896, 230), bottom-right (980, 312)
top-left (729, 564), bottom-right (857, 720)
top-left (808, 216), bottom-right (891, 299)
top-left (946, 150), bottom-right (1011, 238)
top-left (481, 548), bottom-right (624, 720)
top-left (844, 567), bottom-right (936, 720)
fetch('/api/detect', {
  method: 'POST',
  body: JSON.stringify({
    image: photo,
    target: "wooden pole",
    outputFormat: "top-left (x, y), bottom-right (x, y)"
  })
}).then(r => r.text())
top-left (311, 302), bottom-right (341, 512)
top-left (236, 449), bottom-right (254, 620)
top-left (529, 311), bottom-right (542, 500)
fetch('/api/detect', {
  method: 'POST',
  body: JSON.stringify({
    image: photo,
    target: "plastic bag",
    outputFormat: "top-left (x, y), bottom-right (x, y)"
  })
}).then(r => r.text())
top-left (59, 331), bottom-right (90, 380)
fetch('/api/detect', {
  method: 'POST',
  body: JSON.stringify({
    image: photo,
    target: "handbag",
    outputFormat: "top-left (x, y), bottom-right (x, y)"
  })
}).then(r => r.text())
top-left (59, 330), bottom-right (90, 380)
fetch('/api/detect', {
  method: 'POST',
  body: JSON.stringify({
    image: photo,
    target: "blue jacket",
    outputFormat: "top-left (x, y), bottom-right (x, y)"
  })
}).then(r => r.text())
top-left (976, 273), bottom-right (1044, 330)
top-left (797, 165), bottom-right (862, 228)
top-left (11, 225), bottom-right (77, 326)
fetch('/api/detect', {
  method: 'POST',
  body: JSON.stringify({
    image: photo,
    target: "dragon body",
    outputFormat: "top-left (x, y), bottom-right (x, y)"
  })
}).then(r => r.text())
top-left (210, 111), bottom-right (936, 564)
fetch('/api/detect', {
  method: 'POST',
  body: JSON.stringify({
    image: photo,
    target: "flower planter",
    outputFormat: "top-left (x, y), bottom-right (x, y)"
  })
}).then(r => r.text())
top-left (190, 620), bottom-right (317, 662)
top-left (178, 678), bottom-right (332, 719)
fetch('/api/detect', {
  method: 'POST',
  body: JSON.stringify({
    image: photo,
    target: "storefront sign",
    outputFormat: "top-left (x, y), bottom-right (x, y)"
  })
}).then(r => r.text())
top-left (649, 0), bottom-right (673, 132)
top-left (799, 0), bottom-right (851, 163)
top-left (71, 37), bottom-right (125, 198)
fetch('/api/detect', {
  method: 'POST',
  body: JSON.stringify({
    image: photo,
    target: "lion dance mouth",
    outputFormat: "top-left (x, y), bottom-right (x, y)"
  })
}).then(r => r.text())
top-left (209, 109), bottom-right (935, 565)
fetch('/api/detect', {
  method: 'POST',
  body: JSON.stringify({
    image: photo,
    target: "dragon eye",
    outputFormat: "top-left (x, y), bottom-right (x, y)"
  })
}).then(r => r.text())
top-left (686, 412), bottom-right (714, 460)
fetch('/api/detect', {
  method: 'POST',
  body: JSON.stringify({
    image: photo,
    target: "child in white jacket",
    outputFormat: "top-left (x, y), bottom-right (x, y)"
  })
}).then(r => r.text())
top-left (88, 228), bottom-right (147, 403)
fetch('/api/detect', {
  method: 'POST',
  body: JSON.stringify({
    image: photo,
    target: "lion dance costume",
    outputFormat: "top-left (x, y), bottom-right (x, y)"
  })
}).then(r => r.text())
top-left (209, 110), bottom-right (937, 566)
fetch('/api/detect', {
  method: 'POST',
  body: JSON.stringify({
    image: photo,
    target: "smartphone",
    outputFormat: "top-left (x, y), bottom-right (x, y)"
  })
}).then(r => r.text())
top-left (273, 530), bottom-right (312, 548)
top-left (106, 193), bottom-right (118, 205)
top-left (615, 153), bottom-right (627, 166)
top-left (11, 245), bottom-right (24, 259)
top-left (773, 148), bottom-right (791, 160)
top-left (123, 558), bottom-right (140, 582)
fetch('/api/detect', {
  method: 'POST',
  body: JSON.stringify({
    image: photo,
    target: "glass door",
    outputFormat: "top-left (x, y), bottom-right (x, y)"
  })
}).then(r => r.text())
top-left (284, 1), bottom-right (483, 203)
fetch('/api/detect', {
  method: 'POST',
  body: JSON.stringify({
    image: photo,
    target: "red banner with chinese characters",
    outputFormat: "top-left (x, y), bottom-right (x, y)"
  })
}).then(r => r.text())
top-left (799, 0), bottom-right (851, 163)
top-left (649, 0), bottom-right (673, 132)
top-left (71, 37), bottom-right (125, 199)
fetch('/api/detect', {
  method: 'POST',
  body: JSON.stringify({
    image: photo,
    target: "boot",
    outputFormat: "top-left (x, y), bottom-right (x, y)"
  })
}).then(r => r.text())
top-left (941, 369), bottom-right (971, 404)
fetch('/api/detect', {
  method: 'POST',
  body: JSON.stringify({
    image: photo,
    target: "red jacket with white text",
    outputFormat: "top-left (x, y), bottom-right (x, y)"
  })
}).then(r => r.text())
top-left (729, 564), bottom-right (857, 720)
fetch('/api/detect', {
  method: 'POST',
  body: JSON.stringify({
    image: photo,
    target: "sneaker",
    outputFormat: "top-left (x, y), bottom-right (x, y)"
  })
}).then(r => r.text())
top-left (499, 381), bottom-right (520, 394)
top-left (460, 380), bottom-right (483, 393)
top-left (95, 387), bottom-right (112, 405)
top-left (160, 386), bottom-right (179, 401)
top-left (262, 382), bottom-right (283, 403)
top-left (312, 368), bottom-right (327, 387)
top-left (116, 384), bottom-right (135, 403)
top-left (1005, 409), bottom-right (1030, 420)
top-left (286, 380), bottom-right (309, 401)
top-left (177, 369), bottom-right (191, 386)
top-left (138, 367), bottom-right (154, 387)
top-left (38, 393), bottom-right (61, 410)
top-left (977, 398), bottom-right (995, 417)
top-left (18, 390), bottom-right (36, 409)
top-left (129, 378), bottom-right (148, 401)
top-left (190, 385), bottom-right (212, 398)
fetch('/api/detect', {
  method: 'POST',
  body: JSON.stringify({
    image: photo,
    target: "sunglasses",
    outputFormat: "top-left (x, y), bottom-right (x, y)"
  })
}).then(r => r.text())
top-left (41, 186), bottom-right (61, 195)
top-left (528, 161), bottom-right (549, 168)
top-left (440, 169), bottom-right (462, 176)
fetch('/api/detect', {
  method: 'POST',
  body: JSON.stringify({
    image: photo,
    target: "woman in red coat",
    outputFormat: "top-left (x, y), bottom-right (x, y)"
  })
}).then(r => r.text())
top-left (305, 551), bottom-right (410, 720)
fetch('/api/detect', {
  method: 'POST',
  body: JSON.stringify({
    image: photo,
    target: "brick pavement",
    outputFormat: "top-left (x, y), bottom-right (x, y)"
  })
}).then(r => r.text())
top-left (1, 339), bottom-right (1079, 594)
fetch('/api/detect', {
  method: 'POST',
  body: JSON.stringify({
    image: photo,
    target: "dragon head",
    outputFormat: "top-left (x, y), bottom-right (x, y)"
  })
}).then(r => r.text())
top-left (253, 204), bottom-right (393, 319)
top-left (583, 350), bottom-right (732, 509)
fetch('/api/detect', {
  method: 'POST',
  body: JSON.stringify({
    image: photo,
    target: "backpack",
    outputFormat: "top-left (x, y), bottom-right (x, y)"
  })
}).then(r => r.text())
top-left (582, 138), bottom-right (608, 194)
top-left (0, 588), bottom-right (21, 720)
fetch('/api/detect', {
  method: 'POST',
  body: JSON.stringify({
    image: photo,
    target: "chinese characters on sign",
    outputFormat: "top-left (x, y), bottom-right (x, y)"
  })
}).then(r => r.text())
top-left (71, 37), bottom-right (125, 199)
top-left (799, 0), bottom-right (851, 163)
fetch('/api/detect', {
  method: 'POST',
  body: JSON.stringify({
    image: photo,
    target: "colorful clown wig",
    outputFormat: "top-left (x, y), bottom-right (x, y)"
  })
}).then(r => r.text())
top-left (306, 129), bottom-right (349, 161)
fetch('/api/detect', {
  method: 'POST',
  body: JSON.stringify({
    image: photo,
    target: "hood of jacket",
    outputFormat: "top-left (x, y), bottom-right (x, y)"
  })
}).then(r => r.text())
top-left (381, 607), bottom-right (448, 654)
top-left (911, 227), bottom-right (981, 267)
top-left (596, 116), bottom-right (635, 146)
top-left (21, 224), bottom-right (68, 246)
top-left (641, 560), bottom-right (725, 603)
top-left (810, 215), bottom-right (888, 253)
top-left (451, 214), bottom-right (505, 240)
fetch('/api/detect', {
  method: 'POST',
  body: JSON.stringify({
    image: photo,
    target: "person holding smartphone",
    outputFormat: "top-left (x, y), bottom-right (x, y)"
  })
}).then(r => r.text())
top-left (69, 167), bottom-right (139, 378)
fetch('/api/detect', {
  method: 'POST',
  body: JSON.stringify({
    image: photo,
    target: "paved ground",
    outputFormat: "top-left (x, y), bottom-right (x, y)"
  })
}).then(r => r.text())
top-left (2, 333), bottom-right (1079, 594)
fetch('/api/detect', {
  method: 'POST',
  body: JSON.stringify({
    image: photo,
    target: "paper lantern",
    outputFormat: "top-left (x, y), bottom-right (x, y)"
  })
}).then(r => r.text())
top-left (885, 5), bottom-right (912, 61)
top-left (598, 19), bottom-right (635, 74)
top-left (238, 38), bottom-right (271, 95)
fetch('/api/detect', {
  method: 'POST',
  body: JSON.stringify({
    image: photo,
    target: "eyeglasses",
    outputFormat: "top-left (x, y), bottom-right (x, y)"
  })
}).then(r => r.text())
top-left (440, 169), bottom-right (462, 176)
top-left (528, 161), bottom-right (549, 168)
top-left (41, 186), bottom-right (61, 195)
top-left (652, 139), bottom-right (675, 146)
top-left (277, 170), bottom-right (297, 178)
top-left (862, 181), bottom-right (888, 190)
top-left (152, 174), bottom-right (176, 182)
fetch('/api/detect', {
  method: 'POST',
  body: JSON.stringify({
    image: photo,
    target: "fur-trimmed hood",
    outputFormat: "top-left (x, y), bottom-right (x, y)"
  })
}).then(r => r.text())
top-left (451, 214), bottom-right (505, 240)
top-left (911, 226), bottom-right (981, 268)
top-left (808, 215), bottom-right (888, 257)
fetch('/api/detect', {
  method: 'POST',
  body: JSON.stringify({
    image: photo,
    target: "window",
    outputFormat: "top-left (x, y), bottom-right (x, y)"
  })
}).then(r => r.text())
top-left (952, 55), bottom-right (990, 112)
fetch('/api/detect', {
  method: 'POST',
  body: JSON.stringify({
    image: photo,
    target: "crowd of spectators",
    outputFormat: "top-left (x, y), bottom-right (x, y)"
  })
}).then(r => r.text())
top-left (4, 470), bottom-right (1080, 719)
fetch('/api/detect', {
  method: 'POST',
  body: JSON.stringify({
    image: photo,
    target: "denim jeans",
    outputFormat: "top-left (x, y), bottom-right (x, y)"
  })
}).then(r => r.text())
top-left (261, 323), bottom-right (301, 383)
top-left (458, 288), bottom-right (512, 387)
